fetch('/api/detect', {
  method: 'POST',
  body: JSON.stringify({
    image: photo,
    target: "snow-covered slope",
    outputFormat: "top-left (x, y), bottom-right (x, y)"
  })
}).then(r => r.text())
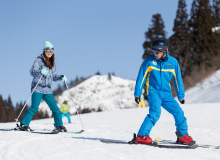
top-left (0, 103), bottom-right (220, 160)
top-left (185, 69), bottom-right (220, 103)
top-left (39, 75), bottom-right (137, 116)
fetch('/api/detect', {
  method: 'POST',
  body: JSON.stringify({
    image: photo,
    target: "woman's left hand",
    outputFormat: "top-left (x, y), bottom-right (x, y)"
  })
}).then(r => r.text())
top-left (61, 75), bottom-right (67, 82)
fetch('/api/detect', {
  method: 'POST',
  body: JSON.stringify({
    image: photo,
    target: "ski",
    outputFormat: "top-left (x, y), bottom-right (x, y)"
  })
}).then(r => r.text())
top-left (31, 130), bottom-right (59, 134)
top-left (67, 130), bottom-right (84, 134)
top-left (0, 128), bottom-right (59, 134)
top-left (99, 133), bottom-right (198, 149)
top-left (0, 128), bottom-right (84, 134)
top-left (42, 129), bottom-right (84, 134)
top-left (0, 128), bottom-right (15, 131)
top-left (155, 137), bottom-right (220, 149)
top-left (100, 139), bottom-right (198, 149)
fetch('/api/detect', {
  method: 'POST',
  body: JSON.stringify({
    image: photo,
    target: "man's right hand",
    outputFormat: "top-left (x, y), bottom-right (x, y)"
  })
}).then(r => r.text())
top-left (135, 96), bottom-right (140, 104)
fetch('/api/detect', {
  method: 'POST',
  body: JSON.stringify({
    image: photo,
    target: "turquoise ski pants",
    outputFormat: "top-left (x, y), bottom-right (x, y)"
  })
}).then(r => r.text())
top-left (137, 91), bottom-right (188, 136)
top-left (20, 92), bottom-right (63, 127)
top-left (61, 113), bottom-right (71, 123)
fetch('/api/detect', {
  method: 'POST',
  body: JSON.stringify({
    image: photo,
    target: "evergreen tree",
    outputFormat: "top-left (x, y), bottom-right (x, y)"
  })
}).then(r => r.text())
top-left (15, 101), bottom-right (28, 122)
top-left (53, 84), bottom-right (63, 96)
top-left (188, 0), bottom-right (219, 67)
top-left (169, 0), bottom-right (191, 76)
top-left (142, 14), bottom-right (167, 59)
top-left (69, 79), bottom-right (75, 88)
top-left (212, 0), bottom-right (220, 68)
top-left (6, 96), bottom-right (15, 122)
top-left (108, 72), bottom-right (112, 81)
top-left (0, 95), bottom-right (7, 122)
top-left (213, 0), bottom-right (220, 25)
top-left (96, 71), bottom-right (101, 75)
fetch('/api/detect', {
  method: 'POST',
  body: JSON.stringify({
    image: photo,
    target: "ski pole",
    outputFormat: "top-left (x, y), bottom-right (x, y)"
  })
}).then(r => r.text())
top-left (15, 74), bottom-right (43, 122)
top-left (64, 81), bottom-right (85, 130)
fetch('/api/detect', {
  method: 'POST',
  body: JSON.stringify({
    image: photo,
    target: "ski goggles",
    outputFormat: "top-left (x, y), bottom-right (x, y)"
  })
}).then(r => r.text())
top-left (147, 48), bottom-right (162, 54)
top-left (44, 47), bottom-right (54, 53)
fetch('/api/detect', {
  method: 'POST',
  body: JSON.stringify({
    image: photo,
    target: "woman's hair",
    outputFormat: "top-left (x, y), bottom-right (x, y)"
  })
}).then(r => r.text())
top-left (43, 52), bottom-right (55, 69)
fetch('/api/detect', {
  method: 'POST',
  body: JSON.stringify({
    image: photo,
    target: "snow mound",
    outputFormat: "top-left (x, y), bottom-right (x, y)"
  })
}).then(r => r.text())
top-left (185, 69), bottom-right (220, 103)
top-left (39, 75), bottom-right (137, 116)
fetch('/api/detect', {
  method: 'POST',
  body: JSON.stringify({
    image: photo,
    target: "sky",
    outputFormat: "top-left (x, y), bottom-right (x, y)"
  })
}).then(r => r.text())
top-left (0, 0), bottom-right (192, 105)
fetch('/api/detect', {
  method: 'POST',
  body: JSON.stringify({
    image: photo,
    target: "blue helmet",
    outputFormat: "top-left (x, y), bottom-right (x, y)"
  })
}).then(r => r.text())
top-left (148, 39), bottom-right (168, 53)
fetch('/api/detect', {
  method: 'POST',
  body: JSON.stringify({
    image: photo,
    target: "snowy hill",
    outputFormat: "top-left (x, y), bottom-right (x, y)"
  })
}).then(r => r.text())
top-left (185, 69), bottom-right (220, 103)
top-left (39, 75), bottom-right (137, 116)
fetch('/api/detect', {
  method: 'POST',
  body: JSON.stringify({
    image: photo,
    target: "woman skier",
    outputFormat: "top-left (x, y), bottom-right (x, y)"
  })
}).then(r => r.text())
top-left (134, 39), bottom-right (195, 145)
top-left (19, 41), bottom-right (68, 132)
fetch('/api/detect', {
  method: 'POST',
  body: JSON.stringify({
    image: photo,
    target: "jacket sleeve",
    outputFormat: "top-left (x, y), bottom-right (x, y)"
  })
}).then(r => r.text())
top-left (52, 65), bottom-right (62, 81)
top-left (30, 58), bottom-right (42, 77)
top-left (134, 60), bottom-right (148, 97)
top-left (172, 60), bottom-right (185, 100)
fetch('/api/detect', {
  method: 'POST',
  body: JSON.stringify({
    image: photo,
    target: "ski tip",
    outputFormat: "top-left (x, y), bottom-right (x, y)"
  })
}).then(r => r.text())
top-left (79, 130), bottom-right (84, 133)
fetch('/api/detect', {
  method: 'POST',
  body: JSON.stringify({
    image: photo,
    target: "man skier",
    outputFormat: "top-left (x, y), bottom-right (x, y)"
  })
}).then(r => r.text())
top-left (134, 39), bottom-right (194, 145)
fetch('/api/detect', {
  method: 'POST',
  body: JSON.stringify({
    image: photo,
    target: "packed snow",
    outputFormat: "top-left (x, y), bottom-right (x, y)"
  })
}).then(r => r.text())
top-left (0, 70), bottom-right (220, 159)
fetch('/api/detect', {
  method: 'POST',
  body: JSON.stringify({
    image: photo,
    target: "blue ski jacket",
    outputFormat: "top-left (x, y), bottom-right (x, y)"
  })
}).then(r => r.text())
top-left (134, 52), bottom-right (184, 100)
top-left (30, 54), bottom-right (62, 94)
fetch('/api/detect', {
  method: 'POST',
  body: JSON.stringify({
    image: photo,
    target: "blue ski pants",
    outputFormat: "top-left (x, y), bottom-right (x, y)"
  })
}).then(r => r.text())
top-left (137, 91), bottom-right (188, 136)
top-left (61, 113), bottom-right (71, 123)
top-left (20, 92), bottom-right (63, 127)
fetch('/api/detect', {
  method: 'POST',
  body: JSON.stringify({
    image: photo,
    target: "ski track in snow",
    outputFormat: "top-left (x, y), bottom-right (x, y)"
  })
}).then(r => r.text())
top-left (0, 104), bottom-right (220, 160)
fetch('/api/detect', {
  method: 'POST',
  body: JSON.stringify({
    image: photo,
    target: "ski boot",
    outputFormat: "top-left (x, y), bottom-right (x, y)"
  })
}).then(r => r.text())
top-left (176, 131), bottom-right (195, 145)
top-left (54, 125), bottom-right (67, 132)
top-left (17, 124), bottom-right (33, 131)
top-left (134, 134), bottom-right (153, 144)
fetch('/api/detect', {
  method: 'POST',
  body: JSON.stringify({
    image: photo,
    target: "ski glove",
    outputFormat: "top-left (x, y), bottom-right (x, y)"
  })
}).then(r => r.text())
top-left (61, 75), bottom-right (67, 82)
top-left (135, 96), bottom-right (140, 104)
top-left (41, 68), bottom-right (48, 75)
top-left (179, 98), bottom-right (185, 104)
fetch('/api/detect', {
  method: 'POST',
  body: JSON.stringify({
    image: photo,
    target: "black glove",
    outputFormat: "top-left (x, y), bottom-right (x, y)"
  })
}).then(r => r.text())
top-left (135, 96), bottom-right (140, 104)
top-left (179, 99), bottom-right (185, 104)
